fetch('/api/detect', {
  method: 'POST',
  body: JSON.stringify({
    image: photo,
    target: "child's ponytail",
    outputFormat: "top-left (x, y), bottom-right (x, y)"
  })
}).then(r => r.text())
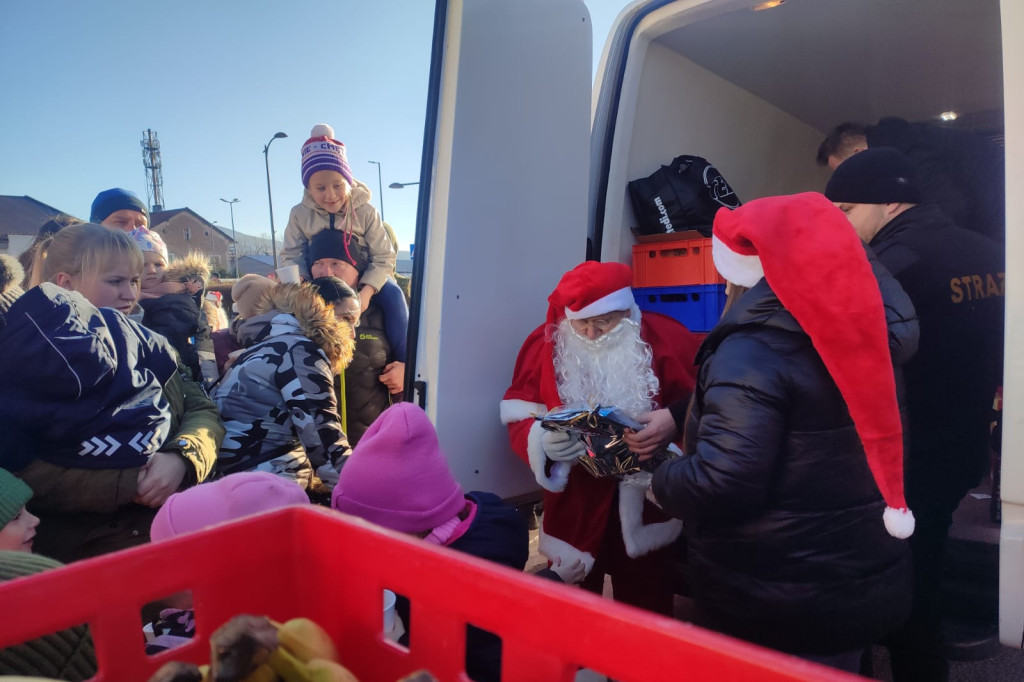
top-left (28, 223), bottom-right (143, 288)
top-left (27, 235), bottom-right (56, 288)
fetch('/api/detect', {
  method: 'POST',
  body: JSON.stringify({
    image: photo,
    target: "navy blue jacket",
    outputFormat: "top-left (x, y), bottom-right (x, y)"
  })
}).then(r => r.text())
top-left (0, 284), bottom-right (177, 470)
top-left (396, 492), bottom-right (528, 682)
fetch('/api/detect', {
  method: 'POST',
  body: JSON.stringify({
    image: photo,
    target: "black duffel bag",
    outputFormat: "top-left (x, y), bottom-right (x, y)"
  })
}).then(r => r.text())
top-left (627, 155), bottom-right (741, 237)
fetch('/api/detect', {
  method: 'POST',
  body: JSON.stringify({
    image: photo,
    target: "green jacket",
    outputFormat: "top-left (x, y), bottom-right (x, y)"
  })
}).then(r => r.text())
top-left (21, 364), bottom-right (223, 562)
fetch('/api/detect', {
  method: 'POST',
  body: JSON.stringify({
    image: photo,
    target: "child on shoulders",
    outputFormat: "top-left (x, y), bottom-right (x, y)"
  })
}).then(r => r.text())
top-left (280, 124), bottom-right (407, 344)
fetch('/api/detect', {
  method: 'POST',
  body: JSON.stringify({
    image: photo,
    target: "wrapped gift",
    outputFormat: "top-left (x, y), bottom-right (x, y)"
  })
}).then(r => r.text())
top-left (538, 405), bottom-right (677, 479)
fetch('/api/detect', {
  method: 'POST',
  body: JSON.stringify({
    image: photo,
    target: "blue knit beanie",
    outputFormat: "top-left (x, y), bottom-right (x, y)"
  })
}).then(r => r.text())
top-left (90, 188), bottom-right (149, 223)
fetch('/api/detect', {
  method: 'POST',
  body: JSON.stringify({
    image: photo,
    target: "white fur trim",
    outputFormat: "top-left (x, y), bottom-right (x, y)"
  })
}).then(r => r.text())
top-left (618, 479), bottom-right (683, 558)
top-left (711, 234), bottom-right (764, 288)
top-left (564, 286), bottom-right (634, 320)
top-left (884, 507), bottom-right (915, 539)
top-left (539, 524), bottom-right (596, 578)
top-left (499, 399), bottom-right (547, 425)
top-left (527, 421), bottom-right (571, 492)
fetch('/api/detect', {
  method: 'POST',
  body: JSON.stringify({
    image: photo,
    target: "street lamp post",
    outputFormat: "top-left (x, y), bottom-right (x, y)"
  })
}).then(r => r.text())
top-left (220, 197), bottom-right (240, 276)
top-left (388, 181), bottom-right (420, 189)
top-left (368, 160), bottom-right (385, 223)
top-left (263, 132), bottom-right (288, 268)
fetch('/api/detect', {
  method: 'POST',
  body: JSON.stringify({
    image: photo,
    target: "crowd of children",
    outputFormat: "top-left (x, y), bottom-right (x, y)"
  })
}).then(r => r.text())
top-left (0, 125), bottom-right (567, 680)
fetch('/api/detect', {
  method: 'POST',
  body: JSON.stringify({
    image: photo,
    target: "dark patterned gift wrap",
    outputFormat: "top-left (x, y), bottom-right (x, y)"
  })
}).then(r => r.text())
top-left (538, 405), bottom-right (677, 479)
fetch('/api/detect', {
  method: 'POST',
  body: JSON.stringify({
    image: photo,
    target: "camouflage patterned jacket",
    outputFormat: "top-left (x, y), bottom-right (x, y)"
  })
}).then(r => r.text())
top-left (212, 309), bottom-right (351, 488)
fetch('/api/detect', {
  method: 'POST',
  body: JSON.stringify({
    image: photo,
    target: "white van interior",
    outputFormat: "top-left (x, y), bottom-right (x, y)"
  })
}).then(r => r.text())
top-left (587, 0), bottom-right (1010, 651)
top-left (592, 0), bottom-right (1002, 263)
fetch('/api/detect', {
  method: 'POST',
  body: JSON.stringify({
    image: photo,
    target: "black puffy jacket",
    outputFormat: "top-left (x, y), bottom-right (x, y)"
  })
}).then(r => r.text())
top-left (652, 258), bottom-right (918, 655)
top-left (140, 292), bottom-right (211, 385)
top-left (341, 300), bottom-right (394, 446)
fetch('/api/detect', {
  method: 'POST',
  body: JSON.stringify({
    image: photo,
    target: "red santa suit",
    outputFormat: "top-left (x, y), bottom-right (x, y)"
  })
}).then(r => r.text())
top-left (500, 262), bottom-right (700, 612)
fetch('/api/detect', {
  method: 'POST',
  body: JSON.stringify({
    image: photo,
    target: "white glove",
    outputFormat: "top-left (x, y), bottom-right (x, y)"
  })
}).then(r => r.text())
top-left (550, 557), bottom-right (587, 585)
top-left (315, 462), bottom-right (341, 487)
top-left (542, 430), bottom-right (586, 462)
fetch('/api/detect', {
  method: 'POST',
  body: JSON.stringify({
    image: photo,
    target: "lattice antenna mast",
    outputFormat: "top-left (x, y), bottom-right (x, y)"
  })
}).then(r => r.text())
top-left (141, 129), bottom-right (165, 212)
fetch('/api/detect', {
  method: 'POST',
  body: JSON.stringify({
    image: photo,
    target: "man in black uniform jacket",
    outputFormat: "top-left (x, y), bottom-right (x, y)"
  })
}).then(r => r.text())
top-left (817, 118), bottom-right (1005, 245)
top-left (826, 147), bottom-right (1005, 682)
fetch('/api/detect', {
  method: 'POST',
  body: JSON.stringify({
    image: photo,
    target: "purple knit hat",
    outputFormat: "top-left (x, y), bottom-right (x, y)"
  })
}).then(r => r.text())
top-left (332, 403), bottom-right (465, 534)
top-left (150, 471), bottom-right (309, 541)
top-left (301, 124), bottom-right (355, 188)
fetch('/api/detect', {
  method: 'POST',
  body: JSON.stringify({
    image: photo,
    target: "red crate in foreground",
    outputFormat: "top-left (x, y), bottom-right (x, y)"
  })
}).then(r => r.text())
top-left (0, 507), bottom-right (860, 681)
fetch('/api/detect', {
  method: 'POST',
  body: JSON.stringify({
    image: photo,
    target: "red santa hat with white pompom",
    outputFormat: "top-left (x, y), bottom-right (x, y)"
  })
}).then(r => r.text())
top-left (712, 192), bottom-right (915, 539)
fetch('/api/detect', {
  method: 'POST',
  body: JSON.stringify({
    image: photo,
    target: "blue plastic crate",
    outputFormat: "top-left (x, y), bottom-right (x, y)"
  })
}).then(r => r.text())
top-left (634, 284), bottom-right (727, 332)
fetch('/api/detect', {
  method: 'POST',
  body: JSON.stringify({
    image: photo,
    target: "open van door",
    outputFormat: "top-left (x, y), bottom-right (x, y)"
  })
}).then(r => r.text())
top-left (999, 0), bottom-right (1024, 650)
top-left (408, 0), bottom-right (591, 499)
top-left (585, 0), bottom-right (1019, 651)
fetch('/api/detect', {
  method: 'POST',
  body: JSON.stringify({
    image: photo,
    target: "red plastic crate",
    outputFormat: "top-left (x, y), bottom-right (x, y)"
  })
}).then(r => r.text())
top-left (632, 234), bottom-right (725, 288)
top-left (0, 507), bottom-right (860, 681)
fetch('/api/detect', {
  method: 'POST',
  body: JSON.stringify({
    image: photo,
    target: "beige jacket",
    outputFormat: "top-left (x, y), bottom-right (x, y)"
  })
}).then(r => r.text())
top-left (281, 179), bottom-right (396, 292)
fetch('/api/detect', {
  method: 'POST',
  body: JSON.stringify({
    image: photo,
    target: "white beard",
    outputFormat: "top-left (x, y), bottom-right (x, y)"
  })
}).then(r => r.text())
top-left (551, 314), bottom-right (659, 419)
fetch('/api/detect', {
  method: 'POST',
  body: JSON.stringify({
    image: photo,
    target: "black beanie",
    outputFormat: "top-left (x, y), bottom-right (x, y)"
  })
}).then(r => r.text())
top-left (824, 147), bottom-right (922, 205)
top-left (89, 188), bottom-right (149, 223)
top-left (307, 229), bottom-right (367, 272)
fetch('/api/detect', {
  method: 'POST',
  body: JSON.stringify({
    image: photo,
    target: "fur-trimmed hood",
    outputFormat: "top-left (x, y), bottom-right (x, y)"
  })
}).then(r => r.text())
top-left (241, 283), bottom-right (353, 372)
top-left (300, 178), bottom-right (374, 217)
top-left (165, 252), bottom-right (211, 285)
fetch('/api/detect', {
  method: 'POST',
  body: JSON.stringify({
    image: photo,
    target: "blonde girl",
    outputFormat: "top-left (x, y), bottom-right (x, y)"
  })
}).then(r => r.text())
top-left (0, 223), bottom-right (221, 562)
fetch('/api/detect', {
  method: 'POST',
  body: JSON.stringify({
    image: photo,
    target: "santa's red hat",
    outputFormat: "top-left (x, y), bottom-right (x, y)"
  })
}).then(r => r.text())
top-left (712, 192), bottom-right (914, 539)
top-left (547, 261), bottom-right (634, 327)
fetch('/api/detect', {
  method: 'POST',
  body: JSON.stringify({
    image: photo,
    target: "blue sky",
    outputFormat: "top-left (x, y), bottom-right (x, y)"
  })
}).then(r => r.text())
top-left (0, 1), bottom-right (627, 252)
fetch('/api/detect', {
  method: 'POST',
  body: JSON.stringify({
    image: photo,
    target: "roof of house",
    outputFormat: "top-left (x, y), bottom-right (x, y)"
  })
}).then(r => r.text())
top-left (237, 254), bottom-right (275, 276)
top-left (150, 207), bottom-right (236, 242)
top-left (0, 195), bottom-right (82, 237)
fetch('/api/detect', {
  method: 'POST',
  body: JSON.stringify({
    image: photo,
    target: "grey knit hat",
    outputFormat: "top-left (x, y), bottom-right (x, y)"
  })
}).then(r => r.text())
top-left (0, 255), bottom-right (25, 330)
top-left (0, 551), bottom-right (98, 680)
top-left (0, 468), bottom-right (31, 528)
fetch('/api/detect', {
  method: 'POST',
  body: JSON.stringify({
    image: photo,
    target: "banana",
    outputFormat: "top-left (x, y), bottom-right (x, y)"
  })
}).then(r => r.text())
top-left (276, 617), bottom-right (338, 663)
top-left (306, 659), bottom-right (359, 682)
top-left (268, 645), bottom-right (312, 682)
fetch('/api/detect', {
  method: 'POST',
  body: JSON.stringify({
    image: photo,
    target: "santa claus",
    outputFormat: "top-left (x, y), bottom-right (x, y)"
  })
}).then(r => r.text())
top-left (500, 261), bottom-right (701, 614)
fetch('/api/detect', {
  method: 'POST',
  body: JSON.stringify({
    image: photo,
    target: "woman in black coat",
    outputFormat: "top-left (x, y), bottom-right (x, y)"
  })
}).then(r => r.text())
top-left (651, 193), bottom-right (918, 672)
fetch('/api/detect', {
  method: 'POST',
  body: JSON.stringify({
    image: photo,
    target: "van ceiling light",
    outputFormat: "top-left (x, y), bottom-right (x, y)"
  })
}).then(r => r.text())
top-left (939, 111), bottom-right (958, 122)
top-left (752, 0), bottom-right (786, 10)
